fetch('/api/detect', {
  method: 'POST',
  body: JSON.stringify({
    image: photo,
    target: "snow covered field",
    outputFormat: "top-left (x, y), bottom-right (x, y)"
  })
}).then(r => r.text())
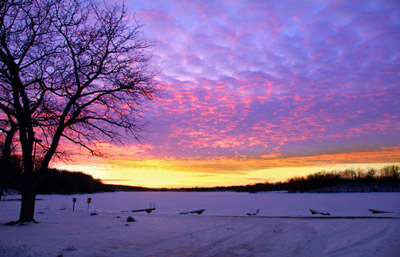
top-left (1, 192), bottom-right (400, 256)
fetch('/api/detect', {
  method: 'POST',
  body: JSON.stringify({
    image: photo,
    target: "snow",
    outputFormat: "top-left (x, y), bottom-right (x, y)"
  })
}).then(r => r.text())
top-left (1, 192), bottom-right (400, 256)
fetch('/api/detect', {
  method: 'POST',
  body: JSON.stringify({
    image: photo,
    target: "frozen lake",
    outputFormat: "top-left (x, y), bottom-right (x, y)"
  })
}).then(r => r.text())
top-left (8, 191), bottom-right (400, 217)
top-left (1, 192), bottom-right (400, 257)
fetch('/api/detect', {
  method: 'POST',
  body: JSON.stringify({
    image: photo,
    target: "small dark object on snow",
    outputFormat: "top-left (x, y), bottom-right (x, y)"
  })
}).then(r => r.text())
top-left (63, 247), bottom-right (77, 252)
top-left (131, 203), bottom-right (156, 214)
top-left (90, 212), bottom-right (98, 216)
top-left (247, 209), bottom-right (260, 216)
top-left (72, 197), bottom-right (77, 211)
top-left (131, 207), bottom-right (155, 214)
top-left (37, 212), bottom-right (45, 214)
top-left (127, 216), bottom-right (136, 222)
top-left (368, 209), bottom-right (394, 214)
top-left (180, 209), bottom-right (205, 215)
top-left (309, 209), bottom-right (330, 215)
top-left (116, 216), bottom-right (121, 218)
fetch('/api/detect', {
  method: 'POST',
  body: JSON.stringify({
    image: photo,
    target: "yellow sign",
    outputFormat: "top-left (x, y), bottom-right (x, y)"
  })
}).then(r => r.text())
top-left (87, 198), bottom-right (92, 203)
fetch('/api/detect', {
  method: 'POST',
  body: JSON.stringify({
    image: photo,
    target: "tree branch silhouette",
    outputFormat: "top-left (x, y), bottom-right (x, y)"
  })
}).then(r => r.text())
top-left (0, 0), bottom-right (157, 223)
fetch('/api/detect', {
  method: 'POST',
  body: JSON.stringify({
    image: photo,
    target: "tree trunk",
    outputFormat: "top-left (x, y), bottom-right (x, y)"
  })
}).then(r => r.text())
top-left (0, 160), bottom-right (9, 202)
top-left (0, 126), bottom-right (16, 201)
top-left (0, 163), bottom-right (6, 201)
top-left (18, 176), bottom-right (38, 223)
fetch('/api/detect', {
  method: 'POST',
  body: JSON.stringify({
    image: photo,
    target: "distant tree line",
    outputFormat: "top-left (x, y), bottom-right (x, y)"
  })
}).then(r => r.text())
top-left (168, 165), bottom-right (400, 193)
top-left (284, 165), bottom-right (400, 193)
top-left (2, 164), bottom-right (110, 195)
top-left (0, 155), bottom-right (150, 197)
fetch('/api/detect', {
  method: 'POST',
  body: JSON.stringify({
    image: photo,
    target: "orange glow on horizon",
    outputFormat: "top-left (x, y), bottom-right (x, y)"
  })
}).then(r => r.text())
top-left (52, 146), bottom-right (400, 188)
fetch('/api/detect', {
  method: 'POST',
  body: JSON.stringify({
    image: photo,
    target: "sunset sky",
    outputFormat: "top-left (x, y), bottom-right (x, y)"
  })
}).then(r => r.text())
top-left (54, 0), bottom-right (400, 188)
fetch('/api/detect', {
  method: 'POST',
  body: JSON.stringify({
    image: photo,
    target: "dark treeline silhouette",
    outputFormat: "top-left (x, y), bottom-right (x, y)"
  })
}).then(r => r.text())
top-left (283, 165), bottom-right (400, 193)
top-left (2, 162), bottom-right (399, 195)
top-left (38, 169), bottom-right (112, 194)
top-left (167, 165), bottom-right (400, 193)
top-left (3, 166), bottom-right (111, 195)
top-left (1, 156), bottom-right (151, 196)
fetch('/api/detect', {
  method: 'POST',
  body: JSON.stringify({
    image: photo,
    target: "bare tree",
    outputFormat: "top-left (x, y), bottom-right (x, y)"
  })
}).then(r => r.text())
top-left (0, 0), bottom-right (156, 223)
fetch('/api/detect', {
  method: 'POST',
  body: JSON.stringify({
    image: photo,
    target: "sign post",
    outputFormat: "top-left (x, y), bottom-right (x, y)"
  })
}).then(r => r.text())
top-left (72, 197), bottom-right (77, 211)
top-left (87, 198), bottom-right (92, 211)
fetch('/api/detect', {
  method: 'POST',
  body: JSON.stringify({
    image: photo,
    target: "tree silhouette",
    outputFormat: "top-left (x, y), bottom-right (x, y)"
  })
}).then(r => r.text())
top-left (0, 0), bottom-right (156, 223)
top-left (0, 117), bottom-right (17, 201)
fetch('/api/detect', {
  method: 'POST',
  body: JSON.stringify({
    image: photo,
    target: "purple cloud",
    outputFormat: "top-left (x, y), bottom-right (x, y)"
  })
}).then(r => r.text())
top-left (120, 0), bottom-right (400, 161)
